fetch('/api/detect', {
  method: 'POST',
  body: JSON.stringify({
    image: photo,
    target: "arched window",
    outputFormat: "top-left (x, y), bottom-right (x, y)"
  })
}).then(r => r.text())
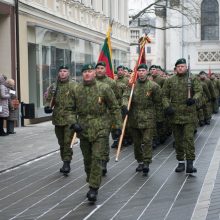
top-left (201, 0), bottom-right (219, 40)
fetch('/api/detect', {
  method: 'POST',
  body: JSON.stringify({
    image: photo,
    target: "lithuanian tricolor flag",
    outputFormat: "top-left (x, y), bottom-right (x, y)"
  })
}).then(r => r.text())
top-left (97, 22), bottom-right (114, 79)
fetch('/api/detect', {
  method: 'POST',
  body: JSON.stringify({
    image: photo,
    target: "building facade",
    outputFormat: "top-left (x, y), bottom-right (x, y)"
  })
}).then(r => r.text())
top-left (155, 0), bottom-right (220, 73)
top-left (0, 0), bottom-right (16, 80)
top-left (16, 0), bottom-right (129, 119)
top-left (129, 16), bottom-right (156, 69)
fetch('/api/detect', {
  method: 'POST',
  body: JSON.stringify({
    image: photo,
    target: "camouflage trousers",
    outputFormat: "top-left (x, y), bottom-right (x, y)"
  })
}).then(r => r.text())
top-left (131, 128), bottom-right (154, 164)
top-left (80, 136), bottom-right (106, 189)
top-left (172, 123), bottom-right (196, 161)
top-left (55, 125), bottom-right (74, 161)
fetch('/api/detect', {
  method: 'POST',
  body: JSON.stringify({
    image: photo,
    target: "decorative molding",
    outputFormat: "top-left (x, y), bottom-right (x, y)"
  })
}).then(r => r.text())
top-left (198, 50), bottom-right (220, 62)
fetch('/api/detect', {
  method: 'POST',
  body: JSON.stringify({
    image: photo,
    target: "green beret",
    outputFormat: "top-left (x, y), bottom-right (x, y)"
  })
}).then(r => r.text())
top-left (137, 63), bottom-right (148, 70)
top-left (149, 65), bottom-right (157, 70)
top-left (124, 67), bottom-right (129, 71)
top-left (81, 64), bottom-right (95, 73)
top-left (95, 61), bottom-right (106, 68)
top-left (59, 65), bottom-right (69, 70)
top-left (117, 65), bottom-right (124, 70)
top-left (175, 58), bottom-right (186, 67)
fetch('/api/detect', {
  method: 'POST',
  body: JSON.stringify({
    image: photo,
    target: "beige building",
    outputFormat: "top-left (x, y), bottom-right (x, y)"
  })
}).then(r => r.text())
top-left (0, 0), bottom-right (16, 80)
top-left (4, 0), bottom-right (130, 121)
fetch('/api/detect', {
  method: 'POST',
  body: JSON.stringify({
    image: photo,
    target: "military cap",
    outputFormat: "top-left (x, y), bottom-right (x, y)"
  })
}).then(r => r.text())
top-left (199, 71), bottom-right (206, 75)
top-left (59, 65), bottom-right (69, 70)
top-left (95, 61), bottom-right (106, 68)
top-left (157, 65), bottom-right (163, 71)
top-left (124, 67), bottom-right (129, 71)
top-left (137, 63), bottom-right (148, 70)
top-left (81, 64), bottom-right (95, 73)
top-left (117, 65), bottom-right (124, 70)
top-left (149, 65), bottom-right (157, 70)
top-left (175, 58), bottom-right (186, 67)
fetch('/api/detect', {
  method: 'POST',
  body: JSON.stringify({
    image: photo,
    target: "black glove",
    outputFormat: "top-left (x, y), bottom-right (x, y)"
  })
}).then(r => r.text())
top-left (186, 98), bottom-right (196, 106)
top-left (164, 106), bottom-right (175, 116)
top-left (121, 105), bottom-right (129, 116)
top-left (114, 129), bottom-right (122, 139)
top-left (212, 98), bottom-right (216, 102)
top-left (70, 123), bottom-right (83, 133)
top-left (44, 106), bottom-right (53, 114)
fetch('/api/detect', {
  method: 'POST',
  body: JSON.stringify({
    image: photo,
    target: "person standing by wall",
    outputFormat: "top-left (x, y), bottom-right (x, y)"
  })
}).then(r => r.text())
top-left (6, 79), bottom-right (19, 134)
top-left (0, 74), bottom-right (10, 136)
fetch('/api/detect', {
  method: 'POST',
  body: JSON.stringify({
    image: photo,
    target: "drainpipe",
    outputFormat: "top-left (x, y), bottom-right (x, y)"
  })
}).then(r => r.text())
top-left (15, 0), bottom-right (21, 101)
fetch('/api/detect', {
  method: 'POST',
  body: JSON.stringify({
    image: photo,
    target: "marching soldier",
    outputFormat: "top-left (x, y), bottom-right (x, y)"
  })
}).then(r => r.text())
top-left (95, 61), bottom-right (118, 176)
top-left (44, 65), bottom-right (77, 175)
top-left (111, 65), bottom-right (130, 148)
top-left (71, 64), bottom-right (122, 202)
top-left (162, 58), bottom-right (202, 174)
top-left (122, 64), bottom-right (161, 175)
top-left (149, 65), bottom-right (167, 147)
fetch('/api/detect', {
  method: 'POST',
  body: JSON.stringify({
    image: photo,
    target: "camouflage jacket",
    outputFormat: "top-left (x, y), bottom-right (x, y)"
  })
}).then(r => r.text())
top-left (205, 78), bottom-right (217, 100)
top-left (115, 76), bottom-right (129, 107)
top-left (210, 79), bottom-right (220, 97)
top-left (122, 78), bottom-right (161, 129)
top-left (96, 75), bottom-right (119, 98)
top-left (74, 80), bottom-right (122, 142)
top-left (162, 73), bottom-right (202, 124)
top-left (45, 79), bottom-right (77, 126)
top-left (152, 75), bottom-right (165, 88)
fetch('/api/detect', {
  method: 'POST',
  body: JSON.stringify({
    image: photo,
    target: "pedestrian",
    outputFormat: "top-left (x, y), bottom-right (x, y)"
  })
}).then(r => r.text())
top-left (44, 65), bottom-right (77, 175)
top-left (122, 63), bottom-right (161, 175)
top-left (162, 58), bottom-right (202, 174)
top-left (0, 74), bottom-right (10, 136)
top-left (71, 64), bottom-right (122, 202)
top-left (6, 79), bottom-right (19, 134)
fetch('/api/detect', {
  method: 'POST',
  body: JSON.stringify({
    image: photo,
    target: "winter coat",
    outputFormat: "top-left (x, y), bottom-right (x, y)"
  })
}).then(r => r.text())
top-left (0, 75), bottom-right (10, 118)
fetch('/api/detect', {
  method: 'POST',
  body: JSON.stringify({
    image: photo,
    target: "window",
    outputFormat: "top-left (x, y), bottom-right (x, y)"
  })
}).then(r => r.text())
top-left (147, 47), bottom-right (151, 54)
top-left (201, 0), bottom-right (219, 40)
top-left (130, 30), bottom-right (140, 40)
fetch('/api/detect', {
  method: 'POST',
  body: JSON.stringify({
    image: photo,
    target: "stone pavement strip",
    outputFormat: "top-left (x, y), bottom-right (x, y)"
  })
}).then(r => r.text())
top-left (0, 117), bottom-right (220, 219)
top-left (0, 121), bottom-right (58, 172)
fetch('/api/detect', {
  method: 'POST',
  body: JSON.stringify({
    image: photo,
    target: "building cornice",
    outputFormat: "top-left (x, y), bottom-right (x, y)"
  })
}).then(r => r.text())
top-left (18, 1), bottom-right (129, 49)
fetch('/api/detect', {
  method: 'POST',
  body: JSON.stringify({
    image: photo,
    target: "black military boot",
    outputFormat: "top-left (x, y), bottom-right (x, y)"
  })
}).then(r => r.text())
top-left (143, 163), bottom-right (149, 175)
top-left (186, 160), bottom-right (197, 174)
top-left (60, 161), bottom-right (71, 174)
top-left (175, 162), bottom-right (185, 172)
top-left (111, 140), bottom-right (118, 148)
top-left (102, 161), bottom-right (107, 176)
top-left (87, 187), bottom-right (98, 202)
top-left (136, 163), bottom-right (143, 172)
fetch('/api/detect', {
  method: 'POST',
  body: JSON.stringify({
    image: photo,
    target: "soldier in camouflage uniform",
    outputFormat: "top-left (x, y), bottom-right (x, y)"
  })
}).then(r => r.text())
top-left (209, 73), bottom-right (219, 114)
top-left (149, 65), bottom-right (167, 147)
top-left (44, 65), bottom-right (77, 175)
top-left (162, 58), bottom-right (202, 174)
top-left (197, 72), bottom-right (212, 126)
top-left (111, 65), bottom-right (130, 148)
top-left (199, 71), bottom-right (216, 124)
top-left (71, 64), bottom-right (122, 202)
top-left (95, 61), bottom-right (119, 176)
top-left (122, 64), bottom-right (161, 175)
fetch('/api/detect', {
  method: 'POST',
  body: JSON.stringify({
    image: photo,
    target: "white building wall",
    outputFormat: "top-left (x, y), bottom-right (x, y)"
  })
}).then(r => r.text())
top-left (159, 0), bottom-right (220, 73)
